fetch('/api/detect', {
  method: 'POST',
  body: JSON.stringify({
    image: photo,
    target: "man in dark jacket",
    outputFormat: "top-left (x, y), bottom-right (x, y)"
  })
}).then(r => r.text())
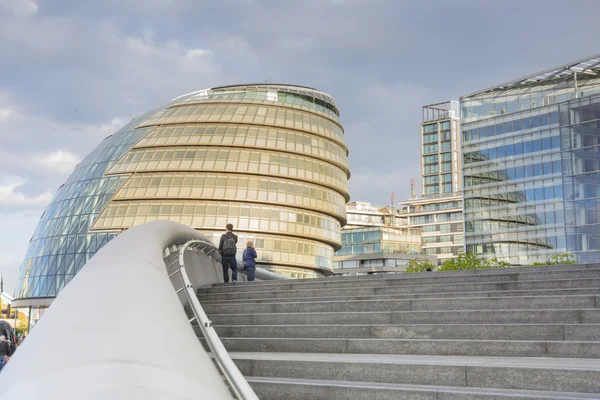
top-left (219, 223), bottom-right (238, 283)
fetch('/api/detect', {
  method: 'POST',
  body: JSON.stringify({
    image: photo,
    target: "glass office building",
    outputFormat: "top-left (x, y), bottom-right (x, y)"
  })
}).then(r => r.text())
top-left (398, 195), bottom-right (464, 264)
top-left (421, 101), bottom-right (462, 196)
top-left (336, 226), bottom-right (422, 256)
top-left (461, 55), bottom-right (600, 265)
top-left (398, 101), bottom-right (465, 264)
top-left (13, 84), bottom-right (350, 318)
top-left (334, 202), bottom-right (430, 276)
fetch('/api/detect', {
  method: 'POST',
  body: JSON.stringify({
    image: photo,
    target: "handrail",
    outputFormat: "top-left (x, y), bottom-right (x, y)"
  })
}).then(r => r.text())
top-left (178, 240), bottom-right (259, 400)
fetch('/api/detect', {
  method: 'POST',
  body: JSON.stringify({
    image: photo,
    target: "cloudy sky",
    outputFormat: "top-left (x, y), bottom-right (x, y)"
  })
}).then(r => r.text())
top-left (0, 0), bottom-right (599, 292)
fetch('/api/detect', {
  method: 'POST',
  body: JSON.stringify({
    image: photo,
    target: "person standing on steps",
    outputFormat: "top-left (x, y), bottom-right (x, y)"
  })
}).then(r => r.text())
top-left (219, 223), bottom-right (238, 283)
top-left (243, 241), bottom-right (258, 282)
top-left (0, 335), bottom-right (13, 371)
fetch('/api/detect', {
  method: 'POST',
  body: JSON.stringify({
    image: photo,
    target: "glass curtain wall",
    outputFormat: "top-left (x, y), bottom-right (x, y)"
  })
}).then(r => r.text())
top-left (461, 58), bottom-right (600, 264)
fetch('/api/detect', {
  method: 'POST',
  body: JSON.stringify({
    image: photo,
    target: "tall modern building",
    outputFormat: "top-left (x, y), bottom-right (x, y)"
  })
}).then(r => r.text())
top-left (420, 101), bottom-right (462, 196)
top-left (13, 84), bottom-right (350, 322)
top-left (398, 101), bottom-right (465, 264)
top-left (461, 54), bottom-right (600, 265)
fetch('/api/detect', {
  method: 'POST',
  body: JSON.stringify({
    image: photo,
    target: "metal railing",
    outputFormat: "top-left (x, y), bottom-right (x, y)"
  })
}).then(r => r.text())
top-left (169, 240), bottom-right (259, 400)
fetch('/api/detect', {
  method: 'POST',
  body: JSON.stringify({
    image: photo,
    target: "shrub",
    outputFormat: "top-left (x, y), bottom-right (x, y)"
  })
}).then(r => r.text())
top-left (438, 253), bottom-right (483, 271)
top-left (484, 258), bottom-right (511, 269)
top-left (531, 253), bottom-right (577, 266)
top-left (405, 258), bottom-right (436, 273)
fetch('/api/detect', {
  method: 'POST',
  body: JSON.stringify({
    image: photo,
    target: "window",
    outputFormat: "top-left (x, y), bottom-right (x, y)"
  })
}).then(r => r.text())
top-left (424, 155), bottom-right (438, 164)
top-left (424, 165), bottom-right (439, 174)
top-left (424, 175), bottom-right (439, 184)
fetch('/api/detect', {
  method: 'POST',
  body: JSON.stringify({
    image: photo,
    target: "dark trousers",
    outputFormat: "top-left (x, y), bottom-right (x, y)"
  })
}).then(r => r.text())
top-left (245, 267), bottom-right (256, 281)
top-left (222, 256), bottom-right (237, 283)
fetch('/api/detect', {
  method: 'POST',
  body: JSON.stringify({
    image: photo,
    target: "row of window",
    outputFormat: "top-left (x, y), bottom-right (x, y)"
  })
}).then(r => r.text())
top-left (423, 123), bottom-right (438, 134)
top-left (177, 88), bottom-right (339, 119)
top-left (424, 184), bottom-right (454, 195)
top-left (136, 124), bottom-right (349, 170)
top-left (424, 247), bottom-right (461, 256)
top-left (115, 172), bottom-right (347, 219)
top-left (424, 162), bottom-right (453, 174)
top-left (422, 222), bottom-right (464, 233)
top-left (93, 200), bottom-right (342, 243)
top-left (336, 242), bottom-right (421, 256)
top-left (424, 152), bottom-right (453, 165)
top-left (422, 235), bottom-right (460, 243)
top-left (424, 175), bottom-right (439, 184)
top-left (109, 147), bottom-right (349, 196)
top-left (423, 133), bottom-right (438, 144)
top-left (341, 227), bottom-right (421, 246)
top-left (465, 184), bottom-right (563, 206)
top-left (464, 135), bottom-right (561, 164)
top-left (465, 160), bottom-right (562, 187)
top-left (463, 112), bottom-right (559, 142)
top-left (468, 228), bottom-right (600, 256)
top-left (423, 143), bottom-right (438, 154)
top-left (139, 103), bottom-right (345, 146)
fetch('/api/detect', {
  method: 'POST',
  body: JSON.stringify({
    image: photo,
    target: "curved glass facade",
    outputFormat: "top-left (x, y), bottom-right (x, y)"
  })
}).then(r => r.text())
top-left (14, 84), bottom-right (349, 307)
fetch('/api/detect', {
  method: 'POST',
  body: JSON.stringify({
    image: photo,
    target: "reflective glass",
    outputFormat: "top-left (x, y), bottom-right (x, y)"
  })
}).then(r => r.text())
top-left (136, 124), bottom-right (349, 171)
top-left (93, 200), bottom-right (341, 244)
top-left (138, 103), bottom-right (346, 149)
top-left (114, 172), bottom-right (347, 220)
top-left (108, 147), bottom-right (349, 197)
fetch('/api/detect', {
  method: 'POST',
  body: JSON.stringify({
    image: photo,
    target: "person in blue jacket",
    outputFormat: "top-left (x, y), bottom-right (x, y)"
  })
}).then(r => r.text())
top-left (242, 241), bottom-right (258, 282)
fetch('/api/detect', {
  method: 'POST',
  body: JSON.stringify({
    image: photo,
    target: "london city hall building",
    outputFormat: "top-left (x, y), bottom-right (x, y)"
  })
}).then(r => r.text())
top-left (13, 84), bottom-right (350, 324)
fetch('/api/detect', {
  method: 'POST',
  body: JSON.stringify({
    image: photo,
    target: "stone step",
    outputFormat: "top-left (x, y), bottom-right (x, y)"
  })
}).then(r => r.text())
top-left (202, 294), bottom-right (599, 315)
top-left (198, 285), bottom-right (600, 304)
top-left (202, 267), bottom-right (600, 294)
top-left (199, 277), bottom-right (600, 301)
top-left (207, 337), bottom-right (600, 358)
top-left (211, 263), bottom-right (600, 290)
top-left (207, 308), bottom-right (600, 326)
top-left (209, 323), bottom-right (600, 341)
top-left (231, 352), bottom-right (600, 393)
top-left (246, 376), bottom-right (600, 400)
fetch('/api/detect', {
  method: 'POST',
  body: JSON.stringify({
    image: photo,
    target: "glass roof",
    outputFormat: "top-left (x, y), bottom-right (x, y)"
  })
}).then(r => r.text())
top-left (462, 54), bottom-right (600, 99)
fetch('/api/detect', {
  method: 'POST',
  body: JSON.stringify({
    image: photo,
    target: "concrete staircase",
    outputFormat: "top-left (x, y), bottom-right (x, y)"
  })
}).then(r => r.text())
top-left (197, 264), bottom-right (600, 399)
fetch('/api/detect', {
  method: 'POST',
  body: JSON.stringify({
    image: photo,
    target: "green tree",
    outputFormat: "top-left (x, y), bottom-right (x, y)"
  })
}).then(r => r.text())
top-left (547, 253), bottom-right (577, 265)
top-left (531, 253), bottom-right (577, 266)
top-left (439, 253), bottom-right (483, 271)
top-left (484, 258), bottom-right (511, 269)
top-left (405, 258), bottom-right (436, 273)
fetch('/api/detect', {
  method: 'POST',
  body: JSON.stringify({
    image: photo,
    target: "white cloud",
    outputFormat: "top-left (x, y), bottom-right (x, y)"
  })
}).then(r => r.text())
top-left (0, 181), bottom-right (52, 209)
top-left (31, 150), bottom-right (80, 175)
top-left (0, 0), bottom-right (38, 16)
top-left (186, 48), bottom-right (211, 59)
